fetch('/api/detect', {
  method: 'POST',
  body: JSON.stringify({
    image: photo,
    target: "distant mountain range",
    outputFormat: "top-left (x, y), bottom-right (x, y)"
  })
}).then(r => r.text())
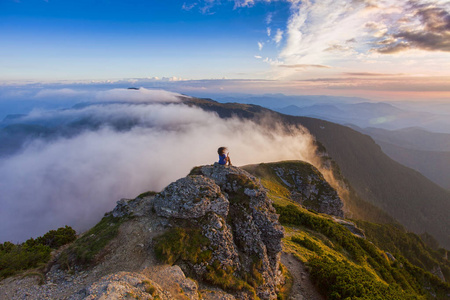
top-left (275, 102), bottom-right (450, 133)
top-left (212, 94), bottom-right (450, 134)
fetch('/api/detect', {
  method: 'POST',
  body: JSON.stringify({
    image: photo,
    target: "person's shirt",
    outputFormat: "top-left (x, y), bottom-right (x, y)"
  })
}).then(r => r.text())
top-left (218, 154), bottom-right (227, 165)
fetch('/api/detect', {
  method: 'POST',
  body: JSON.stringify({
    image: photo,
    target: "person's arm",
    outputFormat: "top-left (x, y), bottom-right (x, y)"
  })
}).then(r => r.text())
top-left (227, 153), bottom-right (232, 166)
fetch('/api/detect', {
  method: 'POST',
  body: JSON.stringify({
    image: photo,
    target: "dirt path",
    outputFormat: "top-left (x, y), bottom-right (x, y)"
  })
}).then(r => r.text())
top-left (281, 252), bottom-right (325, 300)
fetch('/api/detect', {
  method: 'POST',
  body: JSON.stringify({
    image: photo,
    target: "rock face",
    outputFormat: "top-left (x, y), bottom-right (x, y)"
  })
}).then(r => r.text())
top-left (244, 161), bottom-right (344, 217)
top-left (332, 217), bottom-right (365, 239)
top-left (154, 175), bottom-right (229, 219)
top-left (153, 163), bottom-right (285, 300)
top-left (84, 272), bottom-right (167, 300)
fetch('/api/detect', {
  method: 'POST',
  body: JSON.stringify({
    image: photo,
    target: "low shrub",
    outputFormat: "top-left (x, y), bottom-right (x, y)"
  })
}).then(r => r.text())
top-left (0, 225), bottom-right (76, 279)
top-left (291, 236), bottom-right (323, 254)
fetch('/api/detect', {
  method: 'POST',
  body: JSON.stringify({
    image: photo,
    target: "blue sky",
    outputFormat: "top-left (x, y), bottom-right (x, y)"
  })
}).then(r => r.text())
top-left (1, 0), bottom-right (289, 80)
top-left (1, 0), bottom-right (450, 100)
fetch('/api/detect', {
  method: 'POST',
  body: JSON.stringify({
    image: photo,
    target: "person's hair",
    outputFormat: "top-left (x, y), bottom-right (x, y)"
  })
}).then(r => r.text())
top-left (217, 147), bottom-right (227, 155)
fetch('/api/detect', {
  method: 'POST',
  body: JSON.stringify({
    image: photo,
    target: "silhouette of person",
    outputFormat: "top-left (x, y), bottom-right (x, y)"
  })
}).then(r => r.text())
top-left (217, 147), bottom-right (232, 166)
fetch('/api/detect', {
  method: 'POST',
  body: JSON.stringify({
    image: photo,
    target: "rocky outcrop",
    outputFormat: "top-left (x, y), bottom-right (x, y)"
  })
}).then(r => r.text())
top-left (153, 163), bottom-right (285, 300)
top-left (244, 161), bottom-right (344, 217)
top-left (83, 272), bottom-right (167, 300)
top-left (154, 176), bottom-right (229, 219)
top-left (332, 217), bottom-right (365, 239)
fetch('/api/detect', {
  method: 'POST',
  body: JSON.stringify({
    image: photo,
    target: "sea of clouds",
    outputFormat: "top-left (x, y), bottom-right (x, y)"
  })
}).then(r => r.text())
top-left (0, 88), bottom-right (318, 242)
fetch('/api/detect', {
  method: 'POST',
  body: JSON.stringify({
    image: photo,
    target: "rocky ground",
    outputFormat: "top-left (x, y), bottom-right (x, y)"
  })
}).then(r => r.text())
top-left (281, 253), bottom-right (325, 300)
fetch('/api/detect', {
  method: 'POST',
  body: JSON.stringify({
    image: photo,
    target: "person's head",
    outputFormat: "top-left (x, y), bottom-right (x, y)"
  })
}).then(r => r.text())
top-left (217, 147), bottom-right (227, 155)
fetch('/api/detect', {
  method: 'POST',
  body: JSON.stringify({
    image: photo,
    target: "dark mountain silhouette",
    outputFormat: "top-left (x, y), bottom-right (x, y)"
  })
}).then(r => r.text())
top-left (372, 141), bottom-right (450, 190)
top-left (357, 126), bottom-right (450, 152)
top-left (351, 126), bottom-right (450, 190)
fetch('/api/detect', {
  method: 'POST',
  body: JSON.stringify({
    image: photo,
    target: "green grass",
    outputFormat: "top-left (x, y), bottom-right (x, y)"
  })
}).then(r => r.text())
top-left (355, 220), bottom-right (450, 283)
top-left (154, 227), bottom-right (211, 265)
top-left (142, 280), bottom-right (158, 296)
top-left (59, 214), bottom-right (127, 268)
top-left (204, 260), bottom-right (259, 299)
top-left (153, 227), bottom-right (261, 299)
top-left (276, 203), bottom-right (450, 299)
top-left (291, 236), bottom-right (323, 255)
top-left (276, 264), bottom-right (293, 300)
top-left (308, 255), bottom-right (421, 300)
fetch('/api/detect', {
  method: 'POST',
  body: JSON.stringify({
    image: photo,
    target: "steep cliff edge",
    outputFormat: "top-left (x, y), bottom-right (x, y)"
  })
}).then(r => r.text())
top-left (242, 161), bottom-right (344, 217)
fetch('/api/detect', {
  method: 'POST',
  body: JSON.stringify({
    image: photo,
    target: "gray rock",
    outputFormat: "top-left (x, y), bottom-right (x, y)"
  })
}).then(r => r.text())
top-left (83, 271), bottom-right (168, 300)
top-left (385, 252), bottom-right (396, 262)
top-left (274, 165), bottom-right (344, 217)
top-left (431, 265), bottom-right (445, 281)
top-left (154, 175), bottom-right (229, 219)
top-left (332, 217), bottom-right (365, 239)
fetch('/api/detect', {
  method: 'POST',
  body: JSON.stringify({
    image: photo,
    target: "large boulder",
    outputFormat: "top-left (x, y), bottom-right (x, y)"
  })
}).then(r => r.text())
top-left (153, 163), bottom-right (284, 300)
top-left (154, 175), bottom-right (229, 219)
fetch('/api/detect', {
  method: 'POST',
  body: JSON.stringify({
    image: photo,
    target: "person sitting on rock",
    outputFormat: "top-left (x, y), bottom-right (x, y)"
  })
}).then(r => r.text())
top-left (218, 147), bottom-right (232, 166)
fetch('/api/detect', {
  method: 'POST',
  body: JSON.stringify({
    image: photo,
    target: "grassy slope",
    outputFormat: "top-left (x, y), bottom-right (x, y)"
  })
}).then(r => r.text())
top-left (188, 98), bottom-right (450, 249)
top-left (245, 163), bottom-right (449, 299)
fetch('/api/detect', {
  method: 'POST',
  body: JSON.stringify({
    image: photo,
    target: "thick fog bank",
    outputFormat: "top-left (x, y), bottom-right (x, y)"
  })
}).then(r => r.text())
top-left (0, 88), bottom-right (317, 242)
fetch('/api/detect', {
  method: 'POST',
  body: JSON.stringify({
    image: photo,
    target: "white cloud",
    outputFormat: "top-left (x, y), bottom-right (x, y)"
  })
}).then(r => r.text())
top-left (267, 27), bottom-right (272, 37)
top-left (258, 41), bottom-right (264, 50)
top-left (266, 12), bottom-right (273, 24)
top-left (234, 0), bottom-right (256, 8)
top-left (34, 88), bottom-right (88, 99)
top-left (182, 2), bottom-right (197, 11)
top-left (272, 0), bottom-right (450, 78)
top-left (95, 88), bottom-right (183, 103)
top-left (274, 28), bottom-right (284, 44)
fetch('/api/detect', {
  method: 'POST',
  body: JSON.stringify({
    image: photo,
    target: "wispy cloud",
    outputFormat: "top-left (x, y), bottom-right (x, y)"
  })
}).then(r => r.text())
top-left (273, 28), bottom-right (284, 44)
top-left (245, 0), bottom-right (450, 79)
top-left (182, 2), bottom-right (198, 11)
top-left (279, 64), bottom-right (331, 69)
top-left (266, 12), bottom-right (273, 24)
top-left (374, 1), bottom-right (450, 53)
top-left (343, 72), bottom-right (405, 77)
top-left (234, 0), bottom-right (256, 8)
top-left (258, 41), bottom-right (264, 51)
